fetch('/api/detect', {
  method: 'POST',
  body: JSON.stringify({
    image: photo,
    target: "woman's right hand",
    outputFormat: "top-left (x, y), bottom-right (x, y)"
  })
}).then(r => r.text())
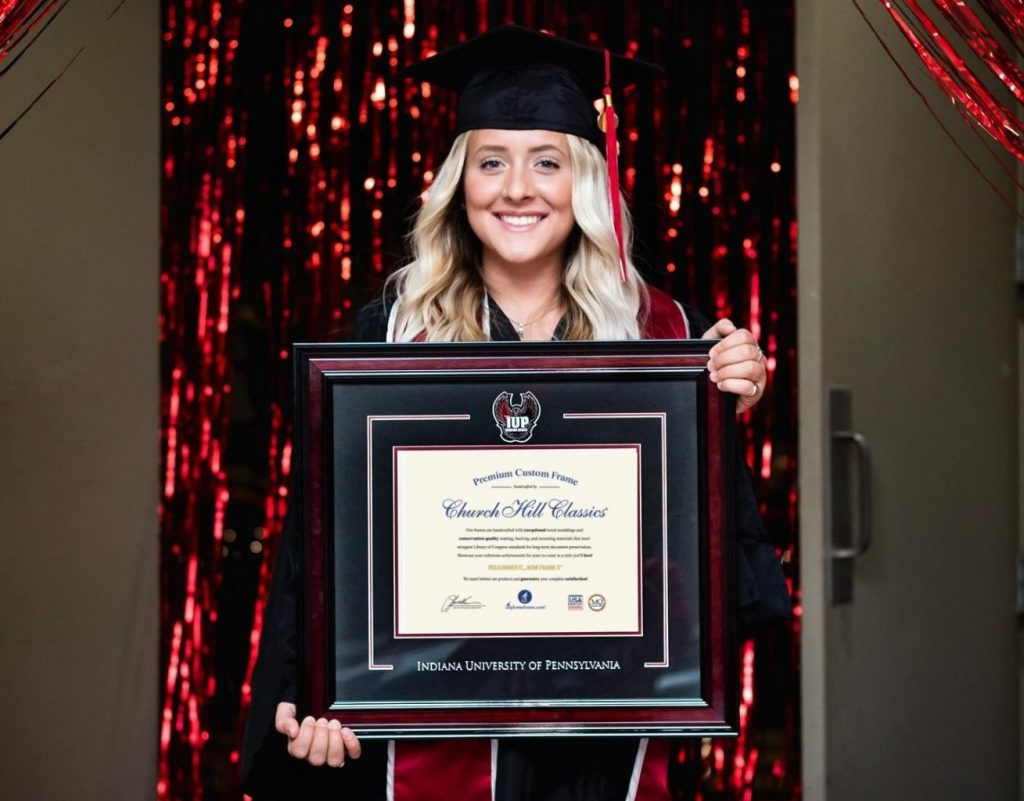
top-left (275, 702), bottom-right (362, 767)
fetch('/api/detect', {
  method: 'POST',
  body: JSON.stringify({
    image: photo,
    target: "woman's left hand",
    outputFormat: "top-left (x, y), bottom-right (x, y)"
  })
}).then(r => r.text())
top-left (702, 318), bottom-right (767, 415)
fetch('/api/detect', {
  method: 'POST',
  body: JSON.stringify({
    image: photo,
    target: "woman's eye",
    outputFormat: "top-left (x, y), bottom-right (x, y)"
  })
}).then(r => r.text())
top-left (479, 158), bottom-right (504, 169)
top-left (536, 158), bottom-right (560, 170)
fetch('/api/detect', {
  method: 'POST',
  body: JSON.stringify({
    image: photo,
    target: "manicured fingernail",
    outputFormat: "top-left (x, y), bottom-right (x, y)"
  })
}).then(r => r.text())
top-left (317, 718), bottom-right (328, 727)
top-left (328, 719), bottom-right (342, 730)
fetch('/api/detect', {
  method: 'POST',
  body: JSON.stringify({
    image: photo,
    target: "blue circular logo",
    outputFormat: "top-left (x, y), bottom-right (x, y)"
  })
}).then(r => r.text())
top-left (517, 589), bottom-right (532, 604)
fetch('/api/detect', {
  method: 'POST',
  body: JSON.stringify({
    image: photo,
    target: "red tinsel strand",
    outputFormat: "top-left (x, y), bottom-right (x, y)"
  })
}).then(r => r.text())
top-left (852, 0), bottom-right (1024, 217)
top-left (0, 0), bottom-right (53, 59)
top-left (978, 0), bottom-right (1024, 45)
top-left (895, 0), bottom-right (1013, 130)
top-left (881, 0), bottom-right (1024, 160)
top-left (932, 0), bottom-right (1024, 102)
top-left (901, 0), bottom-right (1024, 137)
top-left (237, 411), bottom-right (288, 728)
top-left (160, 0), bottom-right (247, 797)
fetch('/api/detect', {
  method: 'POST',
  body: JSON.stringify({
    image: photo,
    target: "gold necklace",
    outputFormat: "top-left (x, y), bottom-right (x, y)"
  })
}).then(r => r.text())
top-left (506, 298), bottom-right (563, 336)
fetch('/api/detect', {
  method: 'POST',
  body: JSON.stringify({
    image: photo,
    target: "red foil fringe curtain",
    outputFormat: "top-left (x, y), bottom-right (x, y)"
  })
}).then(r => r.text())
top-left (874, 0), bottom-right (1024, 164)
top-left (159, 2), bottom-right (798, 799)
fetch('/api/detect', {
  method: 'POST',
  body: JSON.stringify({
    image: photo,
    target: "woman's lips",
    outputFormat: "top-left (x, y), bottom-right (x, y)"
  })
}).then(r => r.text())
top-left (493, 212), bottom-right (547, 231)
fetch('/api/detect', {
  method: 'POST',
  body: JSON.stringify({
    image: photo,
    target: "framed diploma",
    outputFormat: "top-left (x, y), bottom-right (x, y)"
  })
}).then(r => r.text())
top-left (295, 340), bottom-right (738, 737)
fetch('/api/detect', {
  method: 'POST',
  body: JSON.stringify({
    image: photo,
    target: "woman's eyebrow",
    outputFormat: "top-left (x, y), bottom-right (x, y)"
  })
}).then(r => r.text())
top-left (471, 144), bottom-right (567, 156)
top-left (472, 144), bottom-right (510, 156)
top-left (528, 145), bottom-right (567, 155)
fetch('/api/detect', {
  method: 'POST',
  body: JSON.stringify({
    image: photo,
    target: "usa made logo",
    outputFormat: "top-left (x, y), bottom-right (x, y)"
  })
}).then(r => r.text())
top-left (492, 391), bottom-right (541, 444)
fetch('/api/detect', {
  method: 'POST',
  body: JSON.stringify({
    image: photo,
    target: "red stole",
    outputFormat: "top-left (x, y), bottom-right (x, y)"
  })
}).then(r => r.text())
top-left (639, 286), bottom-right (690, 339)
top-left (393, 739), bottom-right (492, 801)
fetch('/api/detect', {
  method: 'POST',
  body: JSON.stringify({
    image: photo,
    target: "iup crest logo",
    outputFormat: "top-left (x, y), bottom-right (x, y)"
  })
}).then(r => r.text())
top-left (492, 391), bottom-right (541, 443)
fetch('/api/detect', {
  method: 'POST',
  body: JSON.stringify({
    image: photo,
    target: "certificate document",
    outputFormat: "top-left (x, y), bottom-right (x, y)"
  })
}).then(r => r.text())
top-left (394, 445), bottom-right (641, 637)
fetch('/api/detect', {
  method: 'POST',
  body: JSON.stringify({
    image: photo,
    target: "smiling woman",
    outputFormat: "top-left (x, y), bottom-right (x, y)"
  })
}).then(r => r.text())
top-left (381, 26), bottom-right (664, 346)
top-left (241, 23), bottom-right (789, 801)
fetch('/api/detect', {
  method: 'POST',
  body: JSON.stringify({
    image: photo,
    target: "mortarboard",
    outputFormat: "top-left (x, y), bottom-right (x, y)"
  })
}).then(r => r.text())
top-left (405, 25), bottom-right (664, 281)
top-left (404, 25), bottom-right (662, 149)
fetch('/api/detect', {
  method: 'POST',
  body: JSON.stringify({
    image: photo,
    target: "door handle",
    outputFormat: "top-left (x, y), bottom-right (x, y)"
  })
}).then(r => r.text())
top-left (830, 430), bottom-right (871, 559)
top-left (829, 388), bottom-right (872, 604)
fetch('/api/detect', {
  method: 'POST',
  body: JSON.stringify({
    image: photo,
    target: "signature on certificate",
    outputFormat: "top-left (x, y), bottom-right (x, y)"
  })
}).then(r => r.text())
top-left (440, 594), bottom-right (486, 612)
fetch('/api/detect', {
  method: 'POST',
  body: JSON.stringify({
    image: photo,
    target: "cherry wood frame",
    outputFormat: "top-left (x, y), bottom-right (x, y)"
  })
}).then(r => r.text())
top-left (294, 340), bottom-right (738, 738)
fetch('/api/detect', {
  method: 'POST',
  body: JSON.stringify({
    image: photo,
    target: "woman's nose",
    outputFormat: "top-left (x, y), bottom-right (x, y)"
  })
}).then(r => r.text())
top-left (502, 166), bottom-right (534, 201)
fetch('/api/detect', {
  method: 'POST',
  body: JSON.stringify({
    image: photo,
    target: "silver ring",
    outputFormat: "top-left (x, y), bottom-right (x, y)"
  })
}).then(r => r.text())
top-left (756, 347), bottom-right (765, 363)
top-left (748, 380), bottom-right (759, 397)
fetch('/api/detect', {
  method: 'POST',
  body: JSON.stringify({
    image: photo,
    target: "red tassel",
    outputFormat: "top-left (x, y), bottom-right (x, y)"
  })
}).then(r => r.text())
top-left (602, 49), bottom-right (628, 283)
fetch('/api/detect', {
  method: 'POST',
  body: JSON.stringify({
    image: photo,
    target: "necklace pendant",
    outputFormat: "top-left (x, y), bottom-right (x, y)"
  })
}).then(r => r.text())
top-left (513, 321), bottom-right (526, 335)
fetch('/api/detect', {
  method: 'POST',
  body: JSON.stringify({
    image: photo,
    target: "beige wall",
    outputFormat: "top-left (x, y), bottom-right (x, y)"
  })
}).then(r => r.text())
top-left (0, 1), bottom-right (158, 799)
top-left (798, 0), bottom-right (1018, 798)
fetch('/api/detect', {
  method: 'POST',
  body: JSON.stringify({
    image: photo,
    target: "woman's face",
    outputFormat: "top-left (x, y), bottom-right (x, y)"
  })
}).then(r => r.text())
top-left (462, 129), bottom-right (575, 275)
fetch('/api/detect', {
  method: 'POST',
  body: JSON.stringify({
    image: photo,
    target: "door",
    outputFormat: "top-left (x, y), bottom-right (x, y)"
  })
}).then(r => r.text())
top-left (797, 0), bottom-right (1019, 798)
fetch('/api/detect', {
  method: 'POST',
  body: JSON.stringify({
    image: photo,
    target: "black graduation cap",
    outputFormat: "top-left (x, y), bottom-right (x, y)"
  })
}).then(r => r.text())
top-left (404, 25), bottom-right (663, 148)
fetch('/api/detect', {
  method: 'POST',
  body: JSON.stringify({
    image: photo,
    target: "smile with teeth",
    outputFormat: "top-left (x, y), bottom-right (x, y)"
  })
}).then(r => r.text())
top-left (495, 212), bottom-right (546, 229)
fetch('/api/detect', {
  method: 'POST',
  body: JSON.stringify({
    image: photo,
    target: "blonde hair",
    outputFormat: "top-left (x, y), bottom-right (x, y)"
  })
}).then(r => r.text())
top-left (387, 131), bottom-right (647, 341)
